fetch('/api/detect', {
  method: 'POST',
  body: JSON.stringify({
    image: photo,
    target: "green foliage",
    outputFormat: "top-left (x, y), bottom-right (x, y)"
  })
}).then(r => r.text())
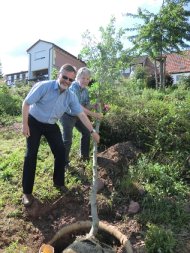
top-left (128, 156), bottom-right (190, 227)
top-left (177, 75), bottom-right (190, 88)
top-left (130, 156), bottom-right (188, 198)
top-left (145, 224), bottom-right (176, 253)
top-left (100, 97), bottom-right (164, 150)
top-left (119, 175), bottom-right (142, 201)
top-left (99, 82), bottom-right (190, 239)
top-left (0, 83), bottom-right (31, 125)
top-left (147, 73), bottom-right (174, 88)
top-left (125, 1), bottom-right (190, 56)
top-left (80, 17), bottom-right (126, 83)
top-left (80, 17), bottom-right (127, 108)
top-left (51, 67), bottom-right (58, 79)
top-left (100, 83), bottom-right (190, 160)
top-left (132, 65), bottom-right (148, 81)
top-left (140, 193), bottom-right (189, 227)
top-left (0, 85), bottom-right (21, 116)
top-left (3, 240), bottom-right (28, 253)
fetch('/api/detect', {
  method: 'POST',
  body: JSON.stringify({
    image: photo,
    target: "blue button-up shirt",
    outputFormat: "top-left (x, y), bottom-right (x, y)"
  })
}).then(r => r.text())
top-left (24, 80), bottom-right (82, 124)
top-left (66, 81), bottom-right (90, 116)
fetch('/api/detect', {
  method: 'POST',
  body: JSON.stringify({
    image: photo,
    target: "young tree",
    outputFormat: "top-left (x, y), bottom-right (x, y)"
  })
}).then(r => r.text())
top-left (79, 17), bottom-right (127, 237)
top-left (124, 0), bottom-right (190, 89)
top-left (80, 17), bottom-right (127, 96)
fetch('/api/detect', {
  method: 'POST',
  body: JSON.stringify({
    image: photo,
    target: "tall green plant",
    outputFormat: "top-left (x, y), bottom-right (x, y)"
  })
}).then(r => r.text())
top-left (145, 224), bottom-right (176, 253)
top-left (51, 67), bottom-right (58, 80)
top-left (80, 16), bottom-right (126, 103)
top-left (79, 17), bottom-right (128, 237)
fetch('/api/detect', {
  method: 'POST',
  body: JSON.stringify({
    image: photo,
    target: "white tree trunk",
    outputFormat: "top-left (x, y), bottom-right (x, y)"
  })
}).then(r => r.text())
top-left (88, 119), bottom-right (100, 237)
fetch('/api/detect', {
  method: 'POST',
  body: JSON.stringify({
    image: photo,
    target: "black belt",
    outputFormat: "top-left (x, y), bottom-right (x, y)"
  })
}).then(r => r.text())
top-left (65, 112), bottom-right (76, 118)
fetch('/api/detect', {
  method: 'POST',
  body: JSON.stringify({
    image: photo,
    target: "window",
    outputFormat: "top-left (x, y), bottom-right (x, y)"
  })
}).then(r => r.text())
top-left (35, 50), bottom-right (46, 61)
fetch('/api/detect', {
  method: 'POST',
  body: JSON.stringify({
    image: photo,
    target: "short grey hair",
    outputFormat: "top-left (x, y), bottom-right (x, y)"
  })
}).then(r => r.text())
top-left (76, 67), bottom-right (91, 81)
top-left (59, 64), bottom-right (77, 74)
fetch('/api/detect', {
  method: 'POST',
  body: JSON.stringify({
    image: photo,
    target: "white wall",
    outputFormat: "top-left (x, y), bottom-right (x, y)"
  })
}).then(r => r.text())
top-left (171, 72), bottom-right (190, 84)
top-left (29, 41), bottom-right (52, 71)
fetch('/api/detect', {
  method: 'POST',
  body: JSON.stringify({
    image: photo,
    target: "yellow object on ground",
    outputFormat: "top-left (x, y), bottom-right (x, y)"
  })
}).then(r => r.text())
top-left (39, 244), bottom-right (54, 253)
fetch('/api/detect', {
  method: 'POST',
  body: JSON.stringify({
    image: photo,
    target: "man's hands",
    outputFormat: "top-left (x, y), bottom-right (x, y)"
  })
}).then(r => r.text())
top-left (22, 102), bottom-right (30, 138)
top-left (22, 123), bottom-right (30, 138)
top-left (91, 131), bottom-right (100, 143)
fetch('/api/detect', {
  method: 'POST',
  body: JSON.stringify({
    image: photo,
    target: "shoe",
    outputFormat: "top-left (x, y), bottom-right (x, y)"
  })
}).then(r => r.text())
top-left (22, 194), bottom-right (34, 207)
top-left (54, 184), bottom-right (68, 193)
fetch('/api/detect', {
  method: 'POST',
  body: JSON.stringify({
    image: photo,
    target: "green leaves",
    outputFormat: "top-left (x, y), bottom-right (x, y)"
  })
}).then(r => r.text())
top-left (145, 224), bottom-right (176, 253)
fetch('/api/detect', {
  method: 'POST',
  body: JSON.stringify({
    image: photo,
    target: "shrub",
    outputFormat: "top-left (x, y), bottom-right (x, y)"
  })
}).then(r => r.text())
top-left (147, 73), bottom-right (174, 88)
top-left (0, 83), bottom-right (31, 124)
top-left (100, 86), bottom-right (190, 162)
top-left (145, 224), bottom-right (176, 253)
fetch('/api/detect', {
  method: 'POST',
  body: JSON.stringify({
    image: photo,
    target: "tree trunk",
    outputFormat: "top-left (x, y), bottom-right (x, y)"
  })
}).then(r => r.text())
top-left (88, 101), bottom-right (102, 237)
top-left (154, 59), bottom-right (159, 89)
top-left (88, 123), bottom-right (100, 237)
top-left (160, 59), bottom-right (164, 89)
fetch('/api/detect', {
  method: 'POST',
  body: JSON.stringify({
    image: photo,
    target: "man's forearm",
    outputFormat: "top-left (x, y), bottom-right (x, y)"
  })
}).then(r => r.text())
top-left (22, 101), bottom-right (30, 125)
top-left (78, 112), bottom-right (94, 132)
top-left (78, 111), bottom-right (100, 143)
top-left (82, 105), bottom-right (102, 120)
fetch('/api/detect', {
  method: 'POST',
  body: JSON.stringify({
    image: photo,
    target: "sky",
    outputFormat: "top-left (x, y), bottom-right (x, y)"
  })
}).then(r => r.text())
top-left (0, 0), bottom-right (163, 75)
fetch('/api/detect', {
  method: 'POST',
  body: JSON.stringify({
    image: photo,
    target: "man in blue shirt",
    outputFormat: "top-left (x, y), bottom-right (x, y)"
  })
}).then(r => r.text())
top-left (61, 67), bottom-right (102, 166)
top-left (22, 64), bottom-right (100, 207)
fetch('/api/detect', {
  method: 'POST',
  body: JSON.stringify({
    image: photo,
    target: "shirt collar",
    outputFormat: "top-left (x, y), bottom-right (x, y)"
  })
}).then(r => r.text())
top-left (54, 80), bottom-right (60, 90)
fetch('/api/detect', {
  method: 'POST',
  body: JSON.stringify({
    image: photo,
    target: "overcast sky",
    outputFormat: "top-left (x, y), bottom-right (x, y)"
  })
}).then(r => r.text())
top-left (0, 0), bottom-right (162, 74)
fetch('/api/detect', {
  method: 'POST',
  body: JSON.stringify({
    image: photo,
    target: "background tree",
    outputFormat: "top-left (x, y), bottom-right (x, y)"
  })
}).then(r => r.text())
top-left (124, 0), bottom-right (190, 89)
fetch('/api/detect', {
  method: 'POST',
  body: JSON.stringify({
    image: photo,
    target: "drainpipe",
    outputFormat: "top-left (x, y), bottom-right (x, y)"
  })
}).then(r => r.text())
top-left (49, 46), bottom-right (53, 79)
top-left (28, 52), bottom-right (32, 81)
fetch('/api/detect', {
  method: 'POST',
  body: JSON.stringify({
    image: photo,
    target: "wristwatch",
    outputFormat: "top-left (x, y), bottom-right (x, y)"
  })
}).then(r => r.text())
top-left (90, 129), bottom-right (96, 134)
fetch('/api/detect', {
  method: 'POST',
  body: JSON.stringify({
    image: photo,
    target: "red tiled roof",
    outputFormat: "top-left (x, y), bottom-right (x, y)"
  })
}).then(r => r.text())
top-left (166, 50), bottom-right (190, 74)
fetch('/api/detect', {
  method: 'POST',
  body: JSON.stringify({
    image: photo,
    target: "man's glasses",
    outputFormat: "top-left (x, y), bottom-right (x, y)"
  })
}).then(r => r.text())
top-left (62, 75), bottom-right (74, 83)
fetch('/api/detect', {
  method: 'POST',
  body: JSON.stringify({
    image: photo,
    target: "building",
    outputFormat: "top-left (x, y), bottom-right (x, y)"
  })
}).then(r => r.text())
top-left (27, 39), bottom-right (86, 81)
top-left (5, 39), bottom-right (86, 85)
top-left (123, 55), bottom-right (155, 78)
top-left (165, 50), bottom-right (190, 84)
top-left (124, 51), bottom-right (190, 84)
top-left (6, 71), bottom-right (28, 86)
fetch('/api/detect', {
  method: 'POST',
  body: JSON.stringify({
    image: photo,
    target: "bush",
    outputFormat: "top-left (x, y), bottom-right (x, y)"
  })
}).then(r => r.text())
top-left (177, 75), bottom-right (190, 88)
top-left (100, 86), bottom-right (190, 161)
top-left (0, 83), bottom-right (31, 125)
top-left (145, 224), bottom-right (176, 253)
top-left (147, 73), bottom-right (174, 88)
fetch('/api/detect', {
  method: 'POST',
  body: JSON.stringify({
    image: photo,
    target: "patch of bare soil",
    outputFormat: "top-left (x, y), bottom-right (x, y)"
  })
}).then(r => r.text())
top-left (0, 189), bottom-right (144, 253)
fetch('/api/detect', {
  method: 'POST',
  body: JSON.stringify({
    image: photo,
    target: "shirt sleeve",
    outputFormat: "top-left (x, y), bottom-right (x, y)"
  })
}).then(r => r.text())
top-left (24, 82), bottom-right (47, 105)
top-left (69, 92), bottom-right (83, 115)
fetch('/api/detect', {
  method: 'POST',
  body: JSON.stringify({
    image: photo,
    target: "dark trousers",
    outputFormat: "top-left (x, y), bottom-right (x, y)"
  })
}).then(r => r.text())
top-left (61, 113), bottom-right (90, 165)
top-left (22, 115), bottom-right (66, 194)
